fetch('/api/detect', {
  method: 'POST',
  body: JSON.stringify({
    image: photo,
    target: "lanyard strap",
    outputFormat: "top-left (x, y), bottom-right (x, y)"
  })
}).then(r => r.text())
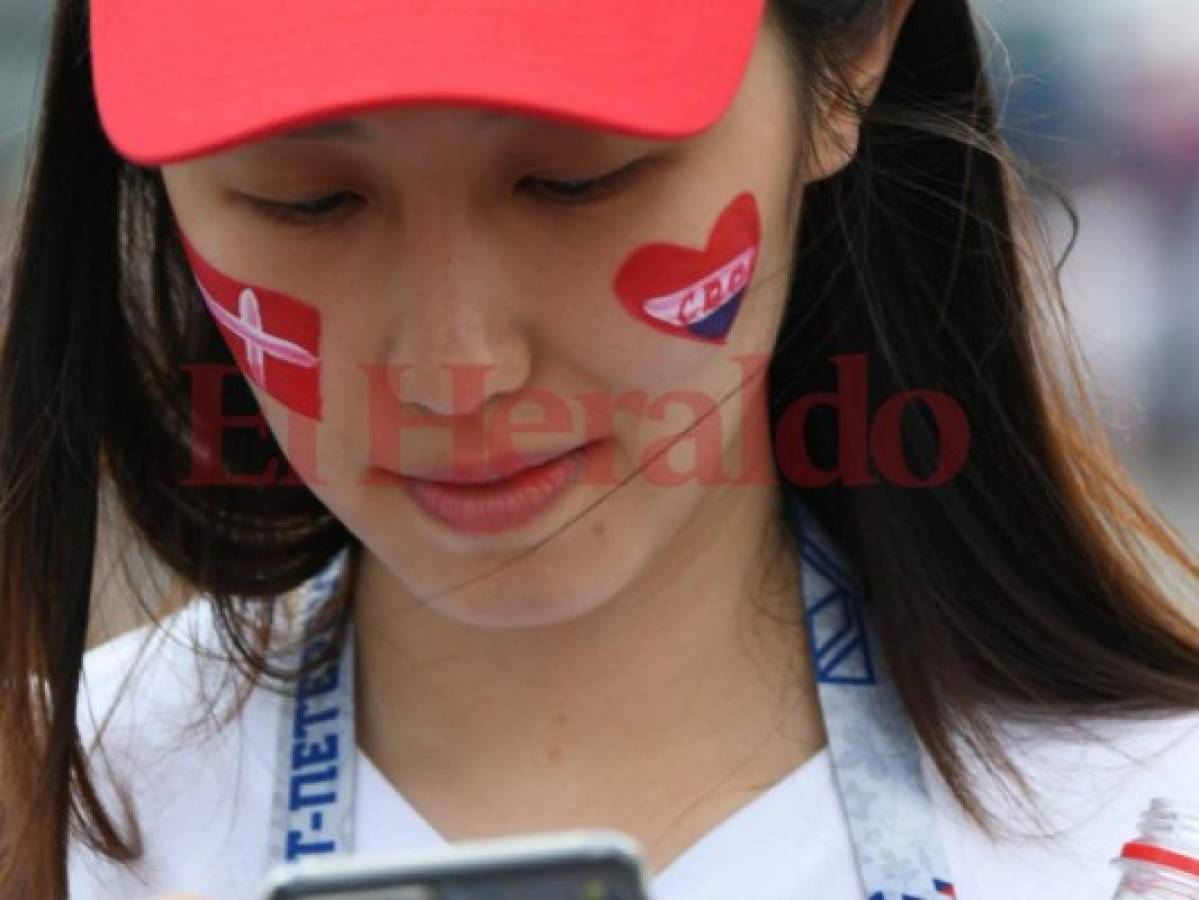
top-left (783, 488), bottom-right (956, 899)
top-left (269, 558), bottom-right (357, 865)
top-left (269, 495), bottom-right (957, 898)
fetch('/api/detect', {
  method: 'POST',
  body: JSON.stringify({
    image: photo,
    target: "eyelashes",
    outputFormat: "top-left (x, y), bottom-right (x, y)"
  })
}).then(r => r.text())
top-left (243, 160), bottom-right (647, 227)
top-left (519, 159), bottom-right (645, 204)
top-left (246, 191), bottom-right (362, 226)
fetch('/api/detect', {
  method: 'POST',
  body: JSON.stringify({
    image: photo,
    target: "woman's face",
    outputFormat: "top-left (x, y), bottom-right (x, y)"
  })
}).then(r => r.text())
top-left (162, 22), bottom-right (816, 628)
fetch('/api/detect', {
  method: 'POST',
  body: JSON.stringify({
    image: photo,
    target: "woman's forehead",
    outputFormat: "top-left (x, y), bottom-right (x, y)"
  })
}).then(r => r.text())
top-left (256, 105), bottom-right (678, 152)
top-left (280, 108), bottom-right (522, 140)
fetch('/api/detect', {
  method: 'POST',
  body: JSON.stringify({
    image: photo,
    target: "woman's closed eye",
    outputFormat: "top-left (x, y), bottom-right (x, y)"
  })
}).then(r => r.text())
top-left (518, 159), bottom-right (645, 204)
top-left (242, 190), bottom-right (362, 226)
top-left (241, 160), bottom-right (647, 227)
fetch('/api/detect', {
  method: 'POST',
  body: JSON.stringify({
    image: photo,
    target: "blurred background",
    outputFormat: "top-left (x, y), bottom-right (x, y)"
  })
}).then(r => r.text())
top-left (0, 0), bottom-right (1196, 643)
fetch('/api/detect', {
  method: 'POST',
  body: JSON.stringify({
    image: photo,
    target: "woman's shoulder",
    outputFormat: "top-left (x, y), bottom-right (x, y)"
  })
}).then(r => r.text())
top-left (982, 707), bottom-right (1199, 811)
top-left (76, 593), bottom-right (293, 779)
top-left (930, 707), bottom-right (1199, 898)
top-left (78, 594), bottom-right (296, 738)
top-left (78, 597), bottom-right (230, 744)
top-left (71, 597), bottom-right (284, 898)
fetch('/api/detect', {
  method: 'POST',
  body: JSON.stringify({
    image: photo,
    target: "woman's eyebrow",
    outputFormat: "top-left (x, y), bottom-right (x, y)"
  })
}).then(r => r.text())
top-left (279, 119), bottom-right (372, 142)
top-left (277, 110), bottom-right (525, 142)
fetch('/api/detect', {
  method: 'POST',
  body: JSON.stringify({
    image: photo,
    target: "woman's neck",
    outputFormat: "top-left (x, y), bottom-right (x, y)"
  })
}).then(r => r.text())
top-left (350, 481), bottom-right (826, 866)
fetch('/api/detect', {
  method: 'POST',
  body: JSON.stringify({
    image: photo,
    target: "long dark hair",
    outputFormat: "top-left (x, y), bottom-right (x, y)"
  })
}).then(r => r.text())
top-left (2, 0), bottom-right (1197, 896)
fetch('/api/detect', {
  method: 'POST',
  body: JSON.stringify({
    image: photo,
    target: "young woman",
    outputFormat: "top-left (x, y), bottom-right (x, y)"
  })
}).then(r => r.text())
top-left (2, 0), bottom-right (1197, 897)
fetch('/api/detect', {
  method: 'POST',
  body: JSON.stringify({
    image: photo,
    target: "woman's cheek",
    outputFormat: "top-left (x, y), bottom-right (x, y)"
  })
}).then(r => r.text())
top-left (560, 191), bottom-right (768, 470)
top-left (568, 189), bottom-right (766, 400)
top-left (612, 191), bottom-right (761, 345)
top-left (179, 230), bottom-right (326, 421)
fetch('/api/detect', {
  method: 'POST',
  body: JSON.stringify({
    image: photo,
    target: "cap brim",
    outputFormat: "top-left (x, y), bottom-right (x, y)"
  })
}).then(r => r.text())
top-left (91, 0), bottom-right (767, 166)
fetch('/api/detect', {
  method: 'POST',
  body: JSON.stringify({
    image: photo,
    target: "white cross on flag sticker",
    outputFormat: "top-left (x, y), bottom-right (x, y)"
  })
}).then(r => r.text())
top-left (180, 235), bottom-right (323, 420)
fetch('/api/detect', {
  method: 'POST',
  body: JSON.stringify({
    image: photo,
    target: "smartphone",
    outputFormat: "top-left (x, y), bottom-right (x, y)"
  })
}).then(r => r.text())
top-left (257, 828), bottom-right (654, 900)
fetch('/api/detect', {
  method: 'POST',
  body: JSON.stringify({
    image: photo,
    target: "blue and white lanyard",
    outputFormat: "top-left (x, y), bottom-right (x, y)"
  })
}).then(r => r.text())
top-left (269, 492), bottom-right (957, 898)
top-left (268, 560), bottom-right (356, 864)
top-left (785, 487), bottom-right (957, 900)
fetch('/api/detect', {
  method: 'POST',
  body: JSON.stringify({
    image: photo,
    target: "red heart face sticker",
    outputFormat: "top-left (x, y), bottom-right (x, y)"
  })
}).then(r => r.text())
top-left (613, 192), bottom-right (761, 344)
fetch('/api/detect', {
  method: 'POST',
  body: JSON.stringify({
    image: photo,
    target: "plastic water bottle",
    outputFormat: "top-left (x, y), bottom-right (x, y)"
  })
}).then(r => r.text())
top-left (1111, 798), bottom-right (1199, 899)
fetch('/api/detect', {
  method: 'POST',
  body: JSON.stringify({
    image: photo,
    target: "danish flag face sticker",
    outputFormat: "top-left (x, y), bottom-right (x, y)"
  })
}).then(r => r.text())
top-left (180, 235), bottom-right (323, 420)
top-left (613, 192), bottom-right (761, 344)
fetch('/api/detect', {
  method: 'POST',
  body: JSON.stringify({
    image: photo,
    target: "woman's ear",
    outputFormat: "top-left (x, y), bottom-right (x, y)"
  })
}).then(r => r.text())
top-left (803, 0), bottom-right (916, 184)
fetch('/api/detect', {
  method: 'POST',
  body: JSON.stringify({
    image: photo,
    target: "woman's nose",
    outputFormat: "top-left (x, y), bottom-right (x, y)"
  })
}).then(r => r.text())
top-left (380, 214), bottom-right (533, 419)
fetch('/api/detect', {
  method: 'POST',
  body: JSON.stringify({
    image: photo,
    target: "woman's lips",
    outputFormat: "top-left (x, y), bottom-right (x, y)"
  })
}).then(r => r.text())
top-left (394, 441), bottom-right (600, 536)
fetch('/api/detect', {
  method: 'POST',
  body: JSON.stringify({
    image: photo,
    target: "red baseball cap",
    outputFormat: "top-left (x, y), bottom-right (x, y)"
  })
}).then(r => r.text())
top-left (90, 0), bottom-right (768, 166)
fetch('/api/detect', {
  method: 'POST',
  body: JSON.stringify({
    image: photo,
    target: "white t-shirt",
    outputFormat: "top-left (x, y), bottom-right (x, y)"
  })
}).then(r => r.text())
top-left (68, 598), bottom-right (1199, 900)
